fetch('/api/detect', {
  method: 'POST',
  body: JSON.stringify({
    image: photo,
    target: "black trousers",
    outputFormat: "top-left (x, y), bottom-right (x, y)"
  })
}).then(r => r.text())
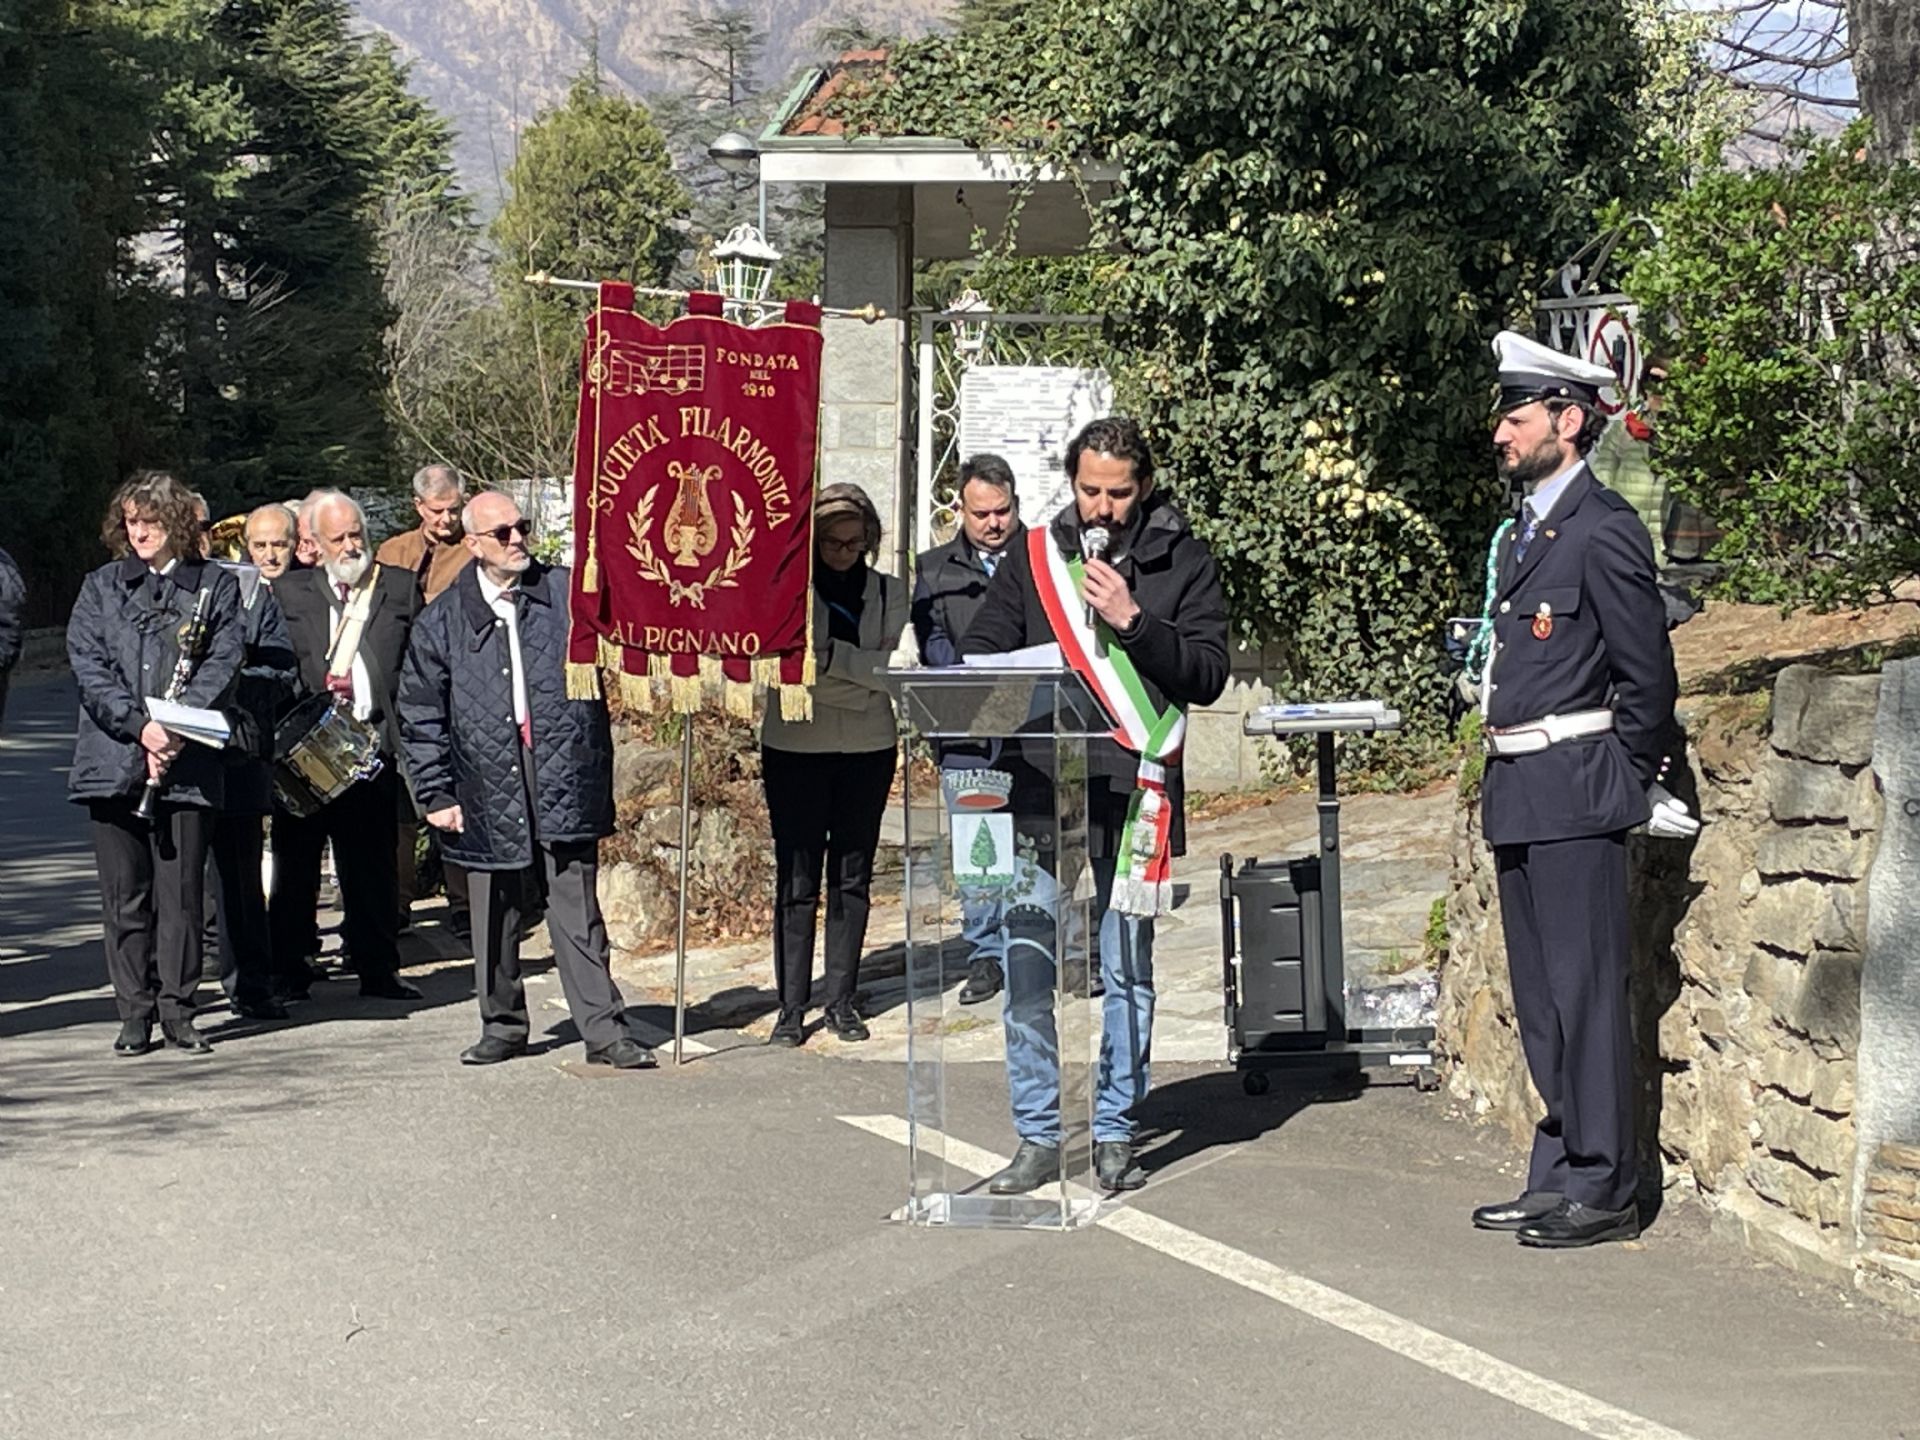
top-left (268, 765), bottom-right (403, 983)
top-left (1495, 832), bottom-right (1637, 1212)
top-left (210, 813), bottom-right (310, 1004)
top-left (89, 799), bottom-right (209, 1024)
top-left (473, 842), bottom-right (629, 1050)
top-left (762, 745), bottom-right (896, 1013)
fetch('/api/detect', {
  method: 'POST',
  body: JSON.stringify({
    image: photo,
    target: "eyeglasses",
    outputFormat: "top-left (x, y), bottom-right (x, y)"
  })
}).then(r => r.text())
top-left (819, 535), bottom-right (866, 555)
top-left (477, 519), bottom-right (532, 544)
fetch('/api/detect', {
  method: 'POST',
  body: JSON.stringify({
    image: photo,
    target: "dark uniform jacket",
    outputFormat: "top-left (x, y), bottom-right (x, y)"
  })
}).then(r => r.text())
top-left (397, 561), bottom-right (614, 872)
top-left (958, 496), bottom-right (1230, 859)
top-left (274, 562), bottom-right (421, 758)
top-left (66, 555), bottom-right (244, 807)
top-left (0, 545), bottom-right (23, 676)
top-left (220, 573), bottom-right (297, 817)
top-left (911, 524), bottom-right (1025, 668)
top-left (1480, 464), bottom-right (1679, 847)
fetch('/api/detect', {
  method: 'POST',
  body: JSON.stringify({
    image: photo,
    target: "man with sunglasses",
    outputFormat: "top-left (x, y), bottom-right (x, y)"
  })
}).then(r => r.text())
top-left (1469, 331), bottom-right (1692, 1251)
top-left (398, 491), bottom-right (654, 1069)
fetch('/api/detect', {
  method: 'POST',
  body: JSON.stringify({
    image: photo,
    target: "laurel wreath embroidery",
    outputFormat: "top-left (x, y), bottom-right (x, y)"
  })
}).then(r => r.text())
top-left (627, 489), bottom-right (754, 609)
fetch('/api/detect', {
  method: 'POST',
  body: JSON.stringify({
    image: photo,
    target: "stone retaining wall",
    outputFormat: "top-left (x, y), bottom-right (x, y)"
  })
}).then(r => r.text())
top-left (1438, 660), bottom-right (1920, 1314)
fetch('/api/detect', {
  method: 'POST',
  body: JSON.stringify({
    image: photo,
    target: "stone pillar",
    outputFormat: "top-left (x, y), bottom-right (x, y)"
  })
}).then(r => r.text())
top-left (822, 184), bottom-right (913, 575)
top-left (1859, 657), bottom-right (1920, 1237)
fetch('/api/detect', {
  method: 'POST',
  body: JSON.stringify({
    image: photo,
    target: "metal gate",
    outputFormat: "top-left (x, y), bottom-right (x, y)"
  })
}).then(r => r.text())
top-left (911, 306), bottom-right (1107, 558)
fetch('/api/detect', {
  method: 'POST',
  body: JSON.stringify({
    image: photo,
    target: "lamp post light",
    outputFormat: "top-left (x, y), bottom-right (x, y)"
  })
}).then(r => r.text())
top-left (712, 222), bottom-right (781, 323)
top-left (706, 127), bottom-right (765, 235)
top-left (947, 287), bottom-right (991, 364)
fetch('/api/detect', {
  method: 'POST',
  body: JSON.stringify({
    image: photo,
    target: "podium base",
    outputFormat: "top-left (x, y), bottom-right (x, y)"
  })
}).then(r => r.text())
top-left (900, 1190), bottom-right (1105, 1231)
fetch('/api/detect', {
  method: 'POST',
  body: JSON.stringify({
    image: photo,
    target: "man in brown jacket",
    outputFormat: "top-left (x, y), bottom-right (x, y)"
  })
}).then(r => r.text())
top-left (377, 464), bottom-right (474, 935)
top-left (376, 464), bottom-right (471, 604)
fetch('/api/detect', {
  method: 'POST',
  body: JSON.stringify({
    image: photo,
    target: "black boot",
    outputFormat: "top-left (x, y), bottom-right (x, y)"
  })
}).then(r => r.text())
top-left (113, 1018), bottom-right (154, 1057)
top-left (768, 1007), bottom-right (805, 1047)
top-left (161, 1018), bottom-right (213, 1055)
top-left (820, 999), bottom-right (870, 1042)
top-left (988, 1141), bottom-right (1061, 1195)
top-left (1095, 1140), bottom-right (1145, 1192)
top-left (957, 958), bottom-right (1004, 1006)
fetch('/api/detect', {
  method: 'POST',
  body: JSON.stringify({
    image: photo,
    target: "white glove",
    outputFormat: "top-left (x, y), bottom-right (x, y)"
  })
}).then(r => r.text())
top-left (887, 621), bottom-right (922, 670)
top-left (1644, 781), bottom-right (1701, 839)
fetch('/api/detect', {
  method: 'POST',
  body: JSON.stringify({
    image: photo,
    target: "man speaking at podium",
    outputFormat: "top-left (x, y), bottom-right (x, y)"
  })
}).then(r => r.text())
top-left (960, 417), bottom-right (1228, 1193)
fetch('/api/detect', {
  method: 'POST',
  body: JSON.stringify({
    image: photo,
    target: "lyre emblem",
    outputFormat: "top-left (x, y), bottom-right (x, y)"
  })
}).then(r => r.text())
top-left (663, 461), bottom-right (722, 568)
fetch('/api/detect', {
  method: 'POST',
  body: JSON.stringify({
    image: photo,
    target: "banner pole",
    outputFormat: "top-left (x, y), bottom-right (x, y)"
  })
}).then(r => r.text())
top-left (674, 717), bottom-right (694, 1066)
top-left (524, 270), bottom-right (885, 323)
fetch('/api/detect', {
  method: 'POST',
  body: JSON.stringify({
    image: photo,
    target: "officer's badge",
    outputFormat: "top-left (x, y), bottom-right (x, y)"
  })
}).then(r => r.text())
top-left (1531, 601), bottom-right (1553, 640)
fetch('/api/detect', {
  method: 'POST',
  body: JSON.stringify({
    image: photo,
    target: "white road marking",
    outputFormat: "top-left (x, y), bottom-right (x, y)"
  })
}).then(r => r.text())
top-left (838, 1114), bottom-right (1699, 1440)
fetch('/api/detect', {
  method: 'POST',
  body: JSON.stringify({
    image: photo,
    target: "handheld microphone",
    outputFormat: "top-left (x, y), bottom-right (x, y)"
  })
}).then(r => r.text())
top-left (1081, 525), bottom-right (1111, 631)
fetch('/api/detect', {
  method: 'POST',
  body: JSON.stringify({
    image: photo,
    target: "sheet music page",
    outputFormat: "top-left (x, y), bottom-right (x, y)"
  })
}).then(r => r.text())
top-left (960, 643), bottom-right (1064, 671)
top-left (145, 697), bottom-right (232, 748)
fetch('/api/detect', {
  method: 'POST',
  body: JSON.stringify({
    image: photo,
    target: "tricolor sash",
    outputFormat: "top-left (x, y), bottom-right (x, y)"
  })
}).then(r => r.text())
top-left (1027, 527), bottom-right (1185, 917)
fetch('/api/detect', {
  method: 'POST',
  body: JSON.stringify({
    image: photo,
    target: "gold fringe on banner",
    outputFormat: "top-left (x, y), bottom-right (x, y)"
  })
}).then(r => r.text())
top-left (670, 672), bottom-right (703, 713)
top-left (723, 679), bottom-right (754, 718)
top-left (619, 669), bottom-right (653, 712)
top-left (565, 661), bottom-right (601, 700)
top-left (779, 683), bottom-right (813, 722)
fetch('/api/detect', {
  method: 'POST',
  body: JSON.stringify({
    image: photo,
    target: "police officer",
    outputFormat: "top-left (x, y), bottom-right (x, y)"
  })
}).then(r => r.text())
top-left (1469, 332), bottom-right (1696, 1249)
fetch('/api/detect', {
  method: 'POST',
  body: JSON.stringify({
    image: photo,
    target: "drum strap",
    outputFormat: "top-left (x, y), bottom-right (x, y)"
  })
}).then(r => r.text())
top-left (326, 565), bottom-right (381, 680)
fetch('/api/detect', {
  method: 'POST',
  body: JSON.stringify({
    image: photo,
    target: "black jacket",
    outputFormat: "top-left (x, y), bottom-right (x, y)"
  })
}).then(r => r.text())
top-left (220, 571), bottom-right (297, 817)
top-left (397, 561), bottom-right (614, 871)
top-left (1480, 465), bottom-right (1679, 846)
top-left (0, 545), bottom-right (23, 675)
top-left (66, 555), bottom-right (244, 807)
top-left (274, 562), bottom-right (420, 759)
top-left (959, 496), bottom-right (1230, 858)
top-left (911, 524), bottom-right (1025, 668)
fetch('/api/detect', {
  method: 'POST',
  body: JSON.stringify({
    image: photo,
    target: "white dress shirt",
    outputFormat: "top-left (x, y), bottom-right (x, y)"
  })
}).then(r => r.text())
top-left (477, 569), bottom-right (529, 734)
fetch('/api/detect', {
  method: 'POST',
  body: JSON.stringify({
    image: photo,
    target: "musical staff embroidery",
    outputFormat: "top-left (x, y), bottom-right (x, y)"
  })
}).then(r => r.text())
top-left (588, 335), bottom-right (707, 397)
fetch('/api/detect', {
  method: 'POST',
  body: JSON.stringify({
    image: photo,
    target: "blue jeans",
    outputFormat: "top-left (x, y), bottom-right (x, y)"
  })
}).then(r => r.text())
top-left (1002, 855), bottom-right (1155, 1146)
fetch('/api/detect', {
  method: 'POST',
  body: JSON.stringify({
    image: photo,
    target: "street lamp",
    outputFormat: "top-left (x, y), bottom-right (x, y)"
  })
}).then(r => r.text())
top-left (706, 128), bottom-right (765, 234)
top-left (947, 287), bottom-right (991, 364)
top-left (712, 222), bottom-right (781, 322)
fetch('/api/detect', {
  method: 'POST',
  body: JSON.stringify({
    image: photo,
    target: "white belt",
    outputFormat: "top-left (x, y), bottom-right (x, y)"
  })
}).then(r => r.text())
top-left (1483, 708), bottom-right (1614, 756)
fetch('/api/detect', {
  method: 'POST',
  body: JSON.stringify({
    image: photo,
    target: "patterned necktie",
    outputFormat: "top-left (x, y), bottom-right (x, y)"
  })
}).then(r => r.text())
top-left (1513, 499), bottom-right (1541, 563)
top-left (982, 551), bottom-right (1000, 578)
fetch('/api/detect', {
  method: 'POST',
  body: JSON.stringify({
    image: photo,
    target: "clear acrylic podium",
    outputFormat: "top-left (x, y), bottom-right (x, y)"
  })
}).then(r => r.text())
top-left (886, 665), bottom-right (1110, 1230)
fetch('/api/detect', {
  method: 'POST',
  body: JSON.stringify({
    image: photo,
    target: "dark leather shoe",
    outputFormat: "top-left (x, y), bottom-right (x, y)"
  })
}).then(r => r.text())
top-left (232, 997), bottom-right (290, 1021)
top-left (769, 1008), bottom-right (805, 1047)
top-left (1472, 1190), bottom-right (1563, 1231)
top-left (821, 1000), bottom-right (870, 1042)
top-left (359, 975), bottom-right (423, 1001)
top-left (585, 1037), bottom-right (658, 1070)
top-left (459, 1036), bottom-right (526, 1066)
top-left (957, 958), bottom-right (1004, 1005)
top-left (113, 1019), bottom-right (154, 1056)
top-left (1516, 1200), bottom-right (1641, 1249)
top-left (1095, 1140), bottom-right (1146, 1192)
top-left (161, 1019), bottom-right (213, 1055)
top-left (988, 1141), bottom-right (1061, 1195)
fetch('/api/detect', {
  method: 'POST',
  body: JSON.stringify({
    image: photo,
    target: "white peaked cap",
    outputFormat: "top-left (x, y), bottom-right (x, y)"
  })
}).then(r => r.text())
top-left (1492, 330), bottom-right (1617, 412)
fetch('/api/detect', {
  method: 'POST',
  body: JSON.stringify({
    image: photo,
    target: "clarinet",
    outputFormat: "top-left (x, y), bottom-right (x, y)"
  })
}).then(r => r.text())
top-left (134, 585), bottom-right (216, 822)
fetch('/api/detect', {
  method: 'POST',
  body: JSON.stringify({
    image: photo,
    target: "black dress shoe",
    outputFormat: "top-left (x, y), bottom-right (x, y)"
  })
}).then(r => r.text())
top-left (231, 997), bottom-right (290, 1021)
top-left (359, 975), bottom-right (423, 1000)
top-left (1471, 1190), bottom-right (1563, 1232)
top-left (820, 1000), bottom-right (870, 1042)
top-left (1095, 1140), bottom-right (1146, 1192)
top-left (113, 1019), bottom-right (154, 1056)
top-left (957, 958), bottom-right (1004, 1006)
top-left (586, 1037), bottom-right (658, 1070)
top-left (161, 1019), bottom-right (213, 1055)
top-left (1516, 1200), bottom-right (1641, 1249)
top-left (988, 1140), bottom-right (1061, 1195)
top-left (768, 1007), bottom-right (805, 1047)
top-left (459, 1036), bottom-right (526, 1065)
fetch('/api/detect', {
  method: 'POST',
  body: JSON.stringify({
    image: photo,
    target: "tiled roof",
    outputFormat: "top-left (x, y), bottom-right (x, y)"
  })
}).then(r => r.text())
top-left (778, 50), bottom-right (891, 138)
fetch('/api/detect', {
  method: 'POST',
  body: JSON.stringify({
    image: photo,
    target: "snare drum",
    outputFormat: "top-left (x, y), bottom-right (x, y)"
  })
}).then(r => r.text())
top-left (272, 692), bottom-right (384, 817)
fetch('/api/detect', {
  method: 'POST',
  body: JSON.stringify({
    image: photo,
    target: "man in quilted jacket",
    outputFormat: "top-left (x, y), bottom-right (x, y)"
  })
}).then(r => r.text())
top-left (398, 490), bottom-right (654, 1069)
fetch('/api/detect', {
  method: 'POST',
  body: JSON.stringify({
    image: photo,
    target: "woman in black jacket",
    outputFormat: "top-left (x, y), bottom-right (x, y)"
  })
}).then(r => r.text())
top-left (67, 471), bottom-right (243, 1056)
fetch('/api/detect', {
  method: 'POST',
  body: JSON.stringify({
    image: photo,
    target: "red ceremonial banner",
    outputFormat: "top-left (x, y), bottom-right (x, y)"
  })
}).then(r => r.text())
top-left (567, 284), bottom-right (823, 717)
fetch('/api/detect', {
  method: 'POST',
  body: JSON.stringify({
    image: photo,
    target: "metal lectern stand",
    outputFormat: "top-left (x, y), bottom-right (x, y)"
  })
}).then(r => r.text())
top-left (1222, 703), bottom-right (1440, 1095)
top-left (885, 665), bottom-right (1110, 1230)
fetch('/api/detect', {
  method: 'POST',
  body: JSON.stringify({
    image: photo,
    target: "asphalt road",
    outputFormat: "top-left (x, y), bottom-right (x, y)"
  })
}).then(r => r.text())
top-left (2, 673), bottom-right (1915, 1440)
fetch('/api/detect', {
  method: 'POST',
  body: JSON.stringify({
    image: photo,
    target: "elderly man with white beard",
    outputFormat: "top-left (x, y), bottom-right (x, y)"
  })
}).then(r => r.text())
top-left (268, 489), bottom-right (423, 1001)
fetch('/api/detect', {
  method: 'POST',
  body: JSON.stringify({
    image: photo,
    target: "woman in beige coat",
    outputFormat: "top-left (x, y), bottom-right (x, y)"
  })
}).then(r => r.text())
top-left (760, 483), bottom-right (908, 1046)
